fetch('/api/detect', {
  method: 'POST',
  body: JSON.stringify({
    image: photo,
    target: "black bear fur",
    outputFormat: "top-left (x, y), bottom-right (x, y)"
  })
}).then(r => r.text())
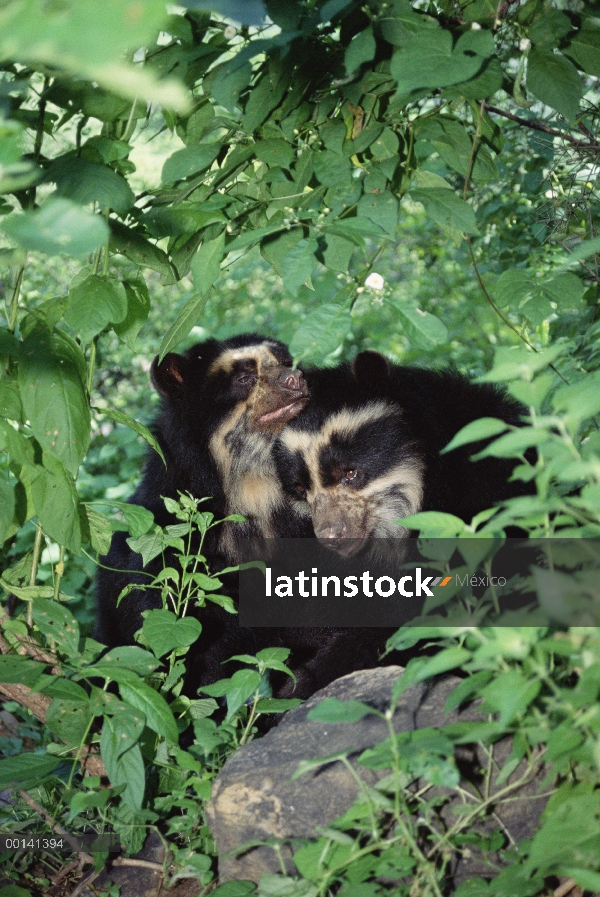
top-left (274, 350), bottom-right (532, 556)
top-left (95, 333), bottom-right (315, 694)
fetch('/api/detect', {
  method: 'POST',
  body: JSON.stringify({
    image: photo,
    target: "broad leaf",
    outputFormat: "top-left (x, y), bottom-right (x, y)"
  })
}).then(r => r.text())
top-left (3, 197), bottom-right (109, 258)
top-left (19, 326), bottom-right (89, 475)
top-left (65, 274), bottom-right (127, 344)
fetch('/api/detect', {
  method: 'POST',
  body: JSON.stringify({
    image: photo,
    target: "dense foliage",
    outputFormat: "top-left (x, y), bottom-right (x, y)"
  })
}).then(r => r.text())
top-left (1, 0), bottom-right (600, 894)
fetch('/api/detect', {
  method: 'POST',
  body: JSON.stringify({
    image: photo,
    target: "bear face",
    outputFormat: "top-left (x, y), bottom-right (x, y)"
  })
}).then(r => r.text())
top-left (275, 400), bottom-right (424, 556)
top-left (136, 333), bottom-right (310, 552)
top-left (274, 350), bottom-right (531, 558)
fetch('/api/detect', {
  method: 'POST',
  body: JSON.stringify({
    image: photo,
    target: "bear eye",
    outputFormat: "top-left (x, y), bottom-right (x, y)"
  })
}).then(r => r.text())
top-left (235, 372), bottom-right (257, 386)
top-left (341, 469), bottom-right (358, 484)
top-left (294, 483), bottom-right (307, 496)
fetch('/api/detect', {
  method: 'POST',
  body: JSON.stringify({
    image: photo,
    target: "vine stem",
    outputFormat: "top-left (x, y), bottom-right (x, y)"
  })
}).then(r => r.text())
top-left (7, 264), bottom-right (24, 332)
top-left (461, 103), bottom-right (570, 386)
top-left (466, 235), bottom-right (569, 386)
top-left (86, 336), bottom-right (97, 396)
top-left (27, 523), bottom-right (44, 627)
top-left (53, 544), bottom-right (65, 601)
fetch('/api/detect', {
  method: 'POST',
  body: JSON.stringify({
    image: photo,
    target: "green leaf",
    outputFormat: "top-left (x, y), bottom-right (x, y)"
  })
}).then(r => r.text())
top-left (395, 511), bottom-right (467, 536)
top-left (280, 238), bottom-right (317, 296)
top-left (391, 27), bottom-right (493, 92)
top-left (226, 223), bottom-right (291, 253)
top-left (409, 188), bottom-right (479, 235)
top-left (47, 156), bottom-right (134, 213)
top-left (0, 329), bottom-right (20, 357)
top-left (313, 150), bottom-right (352, 188)
top-left (0, 752), bottom-right (60, 791)
top-left (261, 229), bottom-right (304, 276)
top-left (144, 205), bottom-right (226, 239)
top-left (0, 655), bottom-right (48, 686)
top-left (65, 274), bottom-right (127, 344)
top-left (357, 192), bottom-right (398, 236)
top-left (370, 127), bottom-right (400, 160)
top-left (442, 418), bottom-right (511, 454)
top-left (3, 197), bottom-right (109, 258)
top-left (97, 501), bottom-right (154, 539)
top-left (224, 668), bottom-right (262, 720)
top-left (392, 647), bottom-right (471, 702)
top-left (527, 48), bottom-right (582, 123)
top-left (19, 326), bottom-right (89, 476)
top-left (345, 26), bottom-right (376, 73)
top-left (289, 303), bottom-right (352, 364)
top-left (161, 144), bottom-right (220, 184)
top-left (255, 697), bottom-right (303, 713)
top-left (158, 292), bottom-right (210, 361)
top-left (190, 232), bottom-right (226, 295)
top-left (242, 61), bottom-right (291, 133)
top-left (141, 609), bottom-right (202, 658)
top-left (109, 220), bottom-right (176, 281)
top-left (391, 301), bottom-right (448, 348)
top-left (98, 646), bottom-right (160, 676)
top-left (46, 697), bottom-right (92, 745)
top-left (127, 529), bottom-right (166, 566)
top-left (118, 681), bottom-right (179, 742)
top-left (211, 59), bottom-right (252, 110)
top-left (100, 715), bottom-right (145, 809)
top-left (417, 118), bottom-right (497, 183)
top-left (308, 697), bottom-right (377, 723)
top-left (84, 506), bottom-right (113, 554)
top-left (20, 453), bottom-right (83, 553)
top-left (112, 278), bottom-right (151, 350)
top-left (32, 597), bottom-right (80, 656)
top-left (565, 18), bottom-right (600, 77)
top-left (254, 139), bottom-right (294, 169)
top-left (479, 343), bottom-right (567, 382)
top-left (529, 10), bottom-right (572, 48)
top-left (322, 233), bottom-right (354, 273)
top-left (472, 426), bottom-right (551, 459)
top-left (0, 480), bottom-right (15, 545)
top-left (493, 269), bottom-right (532, 308)
top-left (481, 671), bottom-right (541, 725)
top-left (0, 885), bottom-right (31, 896)
top-left (94, 405), bottom-right (165, 467)
top-left (540, 272), bottom-right (585, 308)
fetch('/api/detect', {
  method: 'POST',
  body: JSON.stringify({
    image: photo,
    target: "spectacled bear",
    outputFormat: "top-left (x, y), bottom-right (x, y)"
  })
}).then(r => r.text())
top-left (274, 350), bottom-right (532, 557)
top-left (95, 334), bottom-right (313, 685)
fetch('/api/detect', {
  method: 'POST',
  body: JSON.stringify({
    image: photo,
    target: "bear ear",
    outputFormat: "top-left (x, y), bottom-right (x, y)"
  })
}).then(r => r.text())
top-left (351, 350), bottom-right (390, 388)
top-left (151, 353), bottom-right (188, 396)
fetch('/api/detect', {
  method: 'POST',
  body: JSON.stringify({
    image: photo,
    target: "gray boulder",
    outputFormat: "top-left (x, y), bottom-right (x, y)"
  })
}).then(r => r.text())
top-left (207, 666), bottom-right (548, 886)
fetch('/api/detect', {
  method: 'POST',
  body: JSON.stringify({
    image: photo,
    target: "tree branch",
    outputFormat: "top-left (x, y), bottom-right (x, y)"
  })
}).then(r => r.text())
top-left (484, 104), bottom-right (600, 151)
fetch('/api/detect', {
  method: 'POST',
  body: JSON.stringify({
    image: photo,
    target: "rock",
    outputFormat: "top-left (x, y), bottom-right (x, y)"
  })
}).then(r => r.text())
top-left (207, 666), bottom-right (548, 885)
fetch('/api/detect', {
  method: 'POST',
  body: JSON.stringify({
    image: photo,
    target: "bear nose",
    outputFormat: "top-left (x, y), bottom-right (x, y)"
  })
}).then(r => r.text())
top-left (278, 369), bottom-right (305, 392)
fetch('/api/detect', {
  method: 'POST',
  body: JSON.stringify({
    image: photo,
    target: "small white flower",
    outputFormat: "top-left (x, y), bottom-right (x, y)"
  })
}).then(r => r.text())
top-left (470, 22), bottom-right (482, 30)
top-left (365, 272), bottom-right (384, 291)
top-left (224, 25), bottom-right (237, 40)
top-left (519, 37), bottom-right (531, 52)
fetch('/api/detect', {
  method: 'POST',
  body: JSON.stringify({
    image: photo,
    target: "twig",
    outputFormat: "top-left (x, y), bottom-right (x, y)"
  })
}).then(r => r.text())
top-left (553, 878), bottom-right (578, 897)
top-left (484, 104), bottom-right (600, 151)
top-left (465, 235), bottom-right (570, 385)
top-left (69, 868), bottom-right (102, 897)
top-left (112, 857), bottom-right (164, 871)
top-left (49, 859), bottom-right (79, 887)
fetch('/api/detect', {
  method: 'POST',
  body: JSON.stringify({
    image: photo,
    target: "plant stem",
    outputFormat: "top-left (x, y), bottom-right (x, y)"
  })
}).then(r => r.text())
top-left (28, 523), bottom-right (44, 627)
top-left (53, 545), bottom-right (65, 602)
top-left (7, 265), bottom-right (24, 332)
top-left (87, 337), bottom-right (97, 396)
